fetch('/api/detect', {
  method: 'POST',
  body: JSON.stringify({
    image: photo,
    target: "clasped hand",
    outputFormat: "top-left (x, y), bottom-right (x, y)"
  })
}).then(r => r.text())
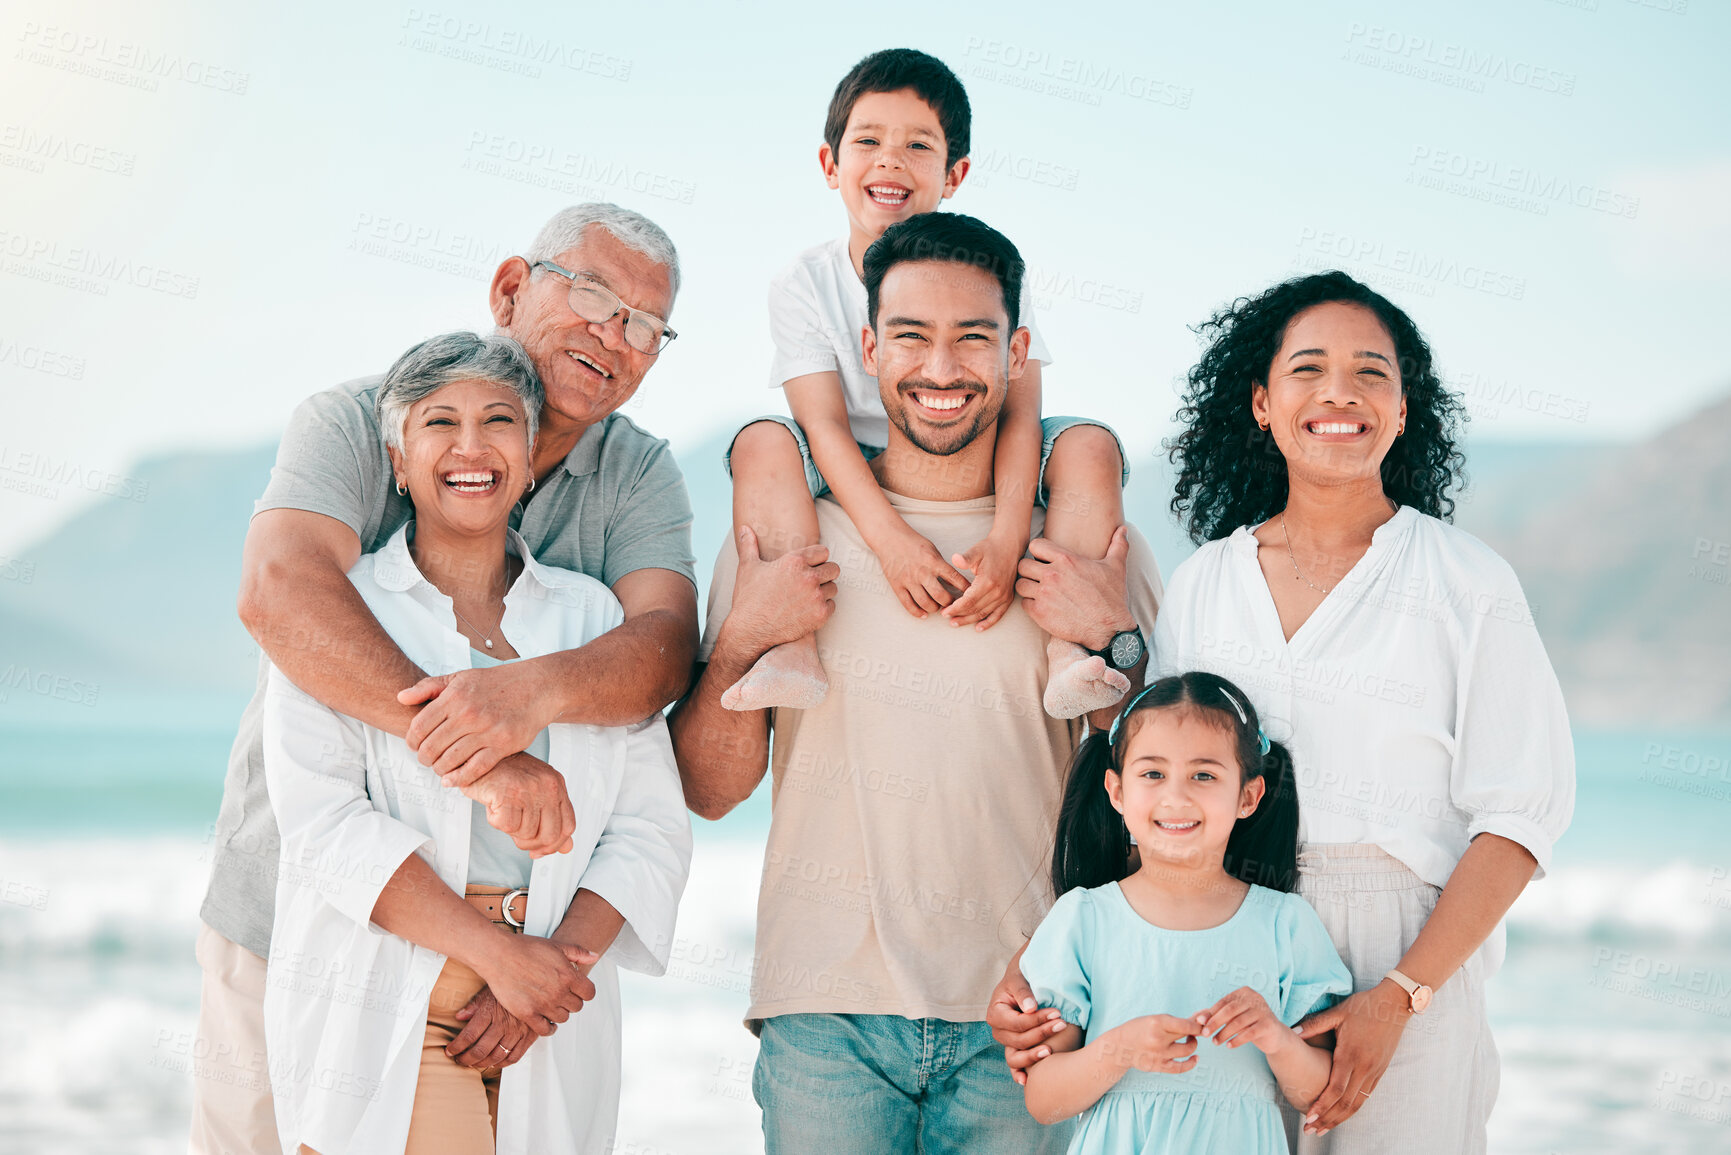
top-left (1101, 1013), bottom-right (1204, 1074)
top-left (1106, 986), bottom-right (1297, 1074)
top-left (454, 934), bottom-right (601, 1066)
top-left (400, 658), bottom-right (549, 781)
top-left (873, 522), bottom-right (1030, 632)
top-left (1292, 980), bottom-right (1412, 1134)
top-left (391, 654), bottom-right (576, 857)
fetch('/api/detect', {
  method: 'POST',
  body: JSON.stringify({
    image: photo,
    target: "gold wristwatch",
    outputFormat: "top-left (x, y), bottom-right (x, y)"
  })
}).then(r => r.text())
top-left (1384, 968), bottom-right (1432, 1014)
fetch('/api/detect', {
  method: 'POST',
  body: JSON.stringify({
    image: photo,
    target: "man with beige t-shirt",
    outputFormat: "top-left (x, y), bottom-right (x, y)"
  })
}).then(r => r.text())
top-left (669, 212), bottom-right (1162, 1154)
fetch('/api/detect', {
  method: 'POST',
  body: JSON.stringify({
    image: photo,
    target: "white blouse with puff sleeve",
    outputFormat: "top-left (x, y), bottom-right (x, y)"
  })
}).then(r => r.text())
top-left (262, 524), bottom-right (692, 1155)
top-left (1150, 506), bottom-right (1574, 976)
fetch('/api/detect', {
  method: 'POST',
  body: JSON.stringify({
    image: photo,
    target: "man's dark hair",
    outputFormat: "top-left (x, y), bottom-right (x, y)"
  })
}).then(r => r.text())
top-left (863, 213), bottom-right (1024, 332)
top-left (825, 48), bottom-right (972, 169)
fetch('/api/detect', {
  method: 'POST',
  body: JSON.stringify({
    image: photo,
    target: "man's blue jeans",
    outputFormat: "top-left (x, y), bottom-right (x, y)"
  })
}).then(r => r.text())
top-left (753, 1013), bottom-right (1073, 1154)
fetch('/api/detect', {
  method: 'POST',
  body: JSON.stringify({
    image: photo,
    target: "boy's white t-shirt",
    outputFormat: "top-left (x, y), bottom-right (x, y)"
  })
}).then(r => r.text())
top-left (767, 236), bottom-right (1053, 448)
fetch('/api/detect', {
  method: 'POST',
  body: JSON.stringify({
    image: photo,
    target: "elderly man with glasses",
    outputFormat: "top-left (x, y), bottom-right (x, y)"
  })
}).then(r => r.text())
top-left (189, 203), bottom-right (698, 1155)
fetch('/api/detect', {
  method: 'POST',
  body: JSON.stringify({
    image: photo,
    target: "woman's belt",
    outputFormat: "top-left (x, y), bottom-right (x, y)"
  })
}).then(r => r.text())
top-left (464, 885), bottom-right (528, 932)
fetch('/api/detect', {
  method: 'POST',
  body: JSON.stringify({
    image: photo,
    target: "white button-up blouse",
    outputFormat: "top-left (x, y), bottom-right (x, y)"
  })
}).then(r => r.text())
top-left (262, 524), bottom-right (692, 1155)
top-left (1151, 507), bottom-right (1574, 975)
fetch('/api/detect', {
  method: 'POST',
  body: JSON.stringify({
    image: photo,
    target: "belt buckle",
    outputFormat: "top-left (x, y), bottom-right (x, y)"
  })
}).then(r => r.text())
top-left (501, 887), bottom-right (528, 930)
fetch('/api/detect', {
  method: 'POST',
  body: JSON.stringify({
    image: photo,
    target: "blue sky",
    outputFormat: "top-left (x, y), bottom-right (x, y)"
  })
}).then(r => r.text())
top-left (1, 0), bottom-right (1727, 551)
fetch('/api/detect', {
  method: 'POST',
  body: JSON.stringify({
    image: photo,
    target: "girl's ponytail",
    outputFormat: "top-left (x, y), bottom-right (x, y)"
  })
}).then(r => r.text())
top-left (1222, 737), bottom-right (1300, 893)
top-left (1051, 728), bottom-right (1132, 897)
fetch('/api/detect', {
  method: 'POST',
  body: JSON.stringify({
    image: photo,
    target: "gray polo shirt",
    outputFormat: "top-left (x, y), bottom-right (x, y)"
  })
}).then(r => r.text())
top-left (200, 375), bottom-right (696, 958)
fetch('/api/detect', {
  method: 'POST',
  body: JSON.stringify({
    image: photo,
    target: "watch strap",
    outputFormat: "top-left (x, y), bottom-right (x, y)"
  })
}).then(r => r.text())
top-left (1089, 628), bottom-right (1144, 671)
top-left (1384, 968), bottom-right (1429, 1012)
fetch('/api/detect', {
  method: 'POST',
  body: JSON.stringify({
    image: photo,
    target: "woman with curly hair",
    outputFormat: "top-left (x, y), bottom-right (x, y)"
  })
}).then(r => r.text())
top-left (1157, 271), bottom-right (1574, 1153)
top-left (991, 271), bottom-right (1574, 1155)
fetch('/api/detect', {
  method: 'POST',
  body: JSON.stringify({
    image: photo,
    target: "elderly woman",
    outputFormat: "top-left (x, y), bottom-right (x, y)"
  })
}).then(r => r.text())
top-left (993, 271), bottom-right (1573, 1154)
top-left (262, 332), bottom-right (691, 1155)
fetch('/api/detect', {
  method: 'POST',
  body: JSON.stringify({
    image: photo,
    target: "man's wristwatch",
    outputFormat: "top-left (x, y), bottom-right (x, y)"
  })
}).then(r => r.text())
top-left (1383, 968), bottom-right (1432, 1014)
top-left (1088, 628), bottom-right (1145, 672)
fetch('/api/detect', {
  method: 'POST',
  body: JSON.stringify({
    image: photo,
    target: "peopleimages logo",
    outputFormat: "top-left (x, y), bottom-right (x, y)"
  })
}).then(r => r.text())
top-left (1342, 23), bottom-right (1576, 96)
top-left (1408, 146), bottom-right (1640, 220)
top-left (14, 22), bottom-right (251, 94)
top-left (0, 229), bottom-right (200, 299)
top-left (960, 37), bottom-right (1193, 109)
top-left (0, 335), bottom-right (86, 380)
top-left (0, 666), bottom-right (100, 708)
top-left (397, 9), bottom-right (632, 82)
top-left (0, 124), bottom-right (136, 176)
top-left (0, 446), bottom-right (149, 503)
top-left (462, 133), bottom-right (696, 204)
top-left (1295, 228), bottom-right (1527, 301)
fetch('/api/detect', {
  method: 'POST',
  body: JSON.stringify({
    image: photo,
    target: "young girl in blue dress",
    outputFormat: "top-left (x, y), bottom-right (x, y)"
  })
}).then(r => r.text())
top-left (1021, 671), bottom-right (1353, 1154)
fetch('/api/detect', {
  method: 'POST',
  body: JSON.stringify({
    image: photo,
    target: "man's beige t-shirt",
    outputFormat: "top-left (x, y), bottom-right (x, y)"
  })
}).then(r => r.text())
top-left (699, 490), bottom-right (1163, 1024)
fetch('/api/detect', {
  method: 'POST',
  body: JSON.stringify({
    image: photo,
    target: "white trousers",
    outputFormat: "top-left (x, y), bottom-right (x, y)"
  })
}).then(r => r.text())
top-left (1282, 843), bottom-right (1501, 1155)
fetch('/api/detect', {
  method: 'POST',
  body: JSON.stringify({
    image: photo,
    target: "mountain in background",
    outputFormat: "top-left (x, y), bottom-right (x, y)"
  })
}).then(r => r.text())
top-left (0, 398), bottom-right (1724, 726)
top-left (0, 447), bottom-right (271, 705)
top-left (1459, 395), bottom-right (1731, 726)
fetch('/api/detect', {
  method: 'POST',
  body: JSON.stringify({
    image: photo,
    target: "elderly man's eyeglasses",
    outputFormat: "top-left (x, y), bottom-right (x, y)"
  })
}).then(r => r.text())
top-left (532, 259), bottom-right (677, 356)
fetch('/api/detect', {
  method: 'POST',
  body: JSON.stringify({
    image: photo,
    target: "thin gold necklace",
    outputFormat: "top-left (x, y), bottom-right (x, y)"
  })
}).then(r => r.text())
top-left (1279, 501), bottom-right (1398, 595)
top-left (450, 565), bottom-right (513, 650)
top-left (1281, 513), bottom-right (1333, 595)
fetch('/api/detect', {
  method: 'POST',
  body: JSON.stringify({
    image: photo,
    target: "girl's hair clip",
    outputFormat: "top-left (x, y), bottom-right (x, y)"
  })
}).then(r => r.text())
top-left (1217, 685), bottom-right (1249, 726)
top-left (1107, 684), bottom-right (1158, 745)
top-left (1257, 728), bottom-right (1271, 757)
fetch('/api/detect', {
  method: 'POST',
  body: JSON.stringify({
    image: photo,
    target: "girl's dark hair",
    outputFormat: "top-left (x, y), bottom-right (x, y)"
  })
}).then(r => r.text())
top-left (1167, 270), bottom-right (1468, 544)
top-left (1051, 672), bottom-right (1301, 897)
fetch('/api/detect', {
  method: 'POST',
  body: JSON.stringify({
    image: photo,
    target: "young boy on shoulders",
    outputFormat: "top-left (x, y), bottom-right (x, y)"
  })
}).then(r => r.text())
top-left (723, 47), bottom-right (1132, 719)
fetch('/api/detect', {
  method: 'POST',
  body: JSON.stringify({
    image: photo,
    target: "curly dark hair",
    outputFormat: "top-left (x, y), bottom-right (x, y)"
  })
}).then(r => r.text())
top-left (1167, 270), bottom-right (1468, 544)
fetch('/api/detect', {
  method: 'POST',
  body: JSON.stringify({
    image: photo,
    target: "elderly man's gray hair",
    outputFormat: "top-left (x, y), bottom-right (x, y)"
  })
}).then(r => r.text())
top-left (523, 203), bottom-right (682, 299)
top-left (376, 332), bottom-right (544, 453)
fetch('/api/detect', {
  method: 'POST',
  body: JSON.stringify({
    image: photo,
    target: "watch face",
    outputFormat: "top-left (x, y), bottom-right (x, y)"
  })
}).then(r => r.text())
top-left (1411, 985), bottom-right (1433, 1013)
top-left (1109, 631), bottom-right (1143, 669)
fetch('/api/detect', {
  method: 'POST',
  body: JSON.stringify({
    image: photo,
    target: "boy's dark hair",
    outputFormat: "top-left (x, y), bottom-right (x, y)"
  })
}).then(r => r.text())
top-left (862, 212), bottom-right (1023, 331)
top-left (1051, 672), bottom-right (1303, 897)
top-left (825, 48), bottom-right (972, 169)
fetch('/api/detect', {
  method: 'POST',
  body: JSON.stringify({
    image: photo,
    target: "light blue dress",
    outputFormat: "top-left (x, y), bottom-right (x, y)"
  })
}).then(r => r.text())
top-left (1021, 882), bottom-right (1353, 1155)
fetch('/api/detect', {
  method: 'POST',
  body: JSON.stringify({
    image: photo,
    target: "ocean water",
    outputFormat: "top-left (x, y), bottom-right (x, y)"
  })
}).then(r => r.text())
top-left (1, 711), bottom-right (1728, 1154)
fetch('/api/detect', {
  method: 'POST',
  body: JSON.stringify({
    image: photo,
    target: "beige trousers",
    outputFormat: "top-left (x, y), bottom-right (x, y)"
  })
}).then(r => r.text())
top-left (400, 958), bottom-right (504, 1155)
top-left (1283, 843), bottom-right (1501, 1155)
top-left (296, 959), bottom-right (503, 1155)
top-left (190, 922), bottom-right (283, 1155)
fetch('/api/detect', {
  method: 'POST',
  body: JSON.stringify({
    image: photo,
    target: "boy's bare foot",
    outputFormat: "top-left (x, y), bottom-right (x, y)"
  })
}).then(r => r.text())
top-left (1042, 637), bottom-right (1130, 720)
top-left (721, 635), bottom-right (829, 711)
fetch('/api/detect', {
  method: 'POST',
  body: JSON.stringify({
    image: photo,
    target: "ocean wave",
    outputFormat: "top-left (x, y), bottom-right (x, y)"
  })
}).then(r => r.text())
top-left (5, 838), bottom-right (1731, 956)
top-left (5, 836), bottom-right (1731, 1153)
top-left (0, 836), bottom-right (207, 958)
top-left (1506, 860), bottom-right (1731, 945)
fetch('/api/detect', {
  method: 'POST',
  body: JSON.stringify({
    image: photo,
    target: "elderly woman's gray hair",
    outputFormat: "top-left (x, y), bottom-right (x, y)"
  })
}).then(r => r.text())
top-left (375, 332), bottom-right (544, 453)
